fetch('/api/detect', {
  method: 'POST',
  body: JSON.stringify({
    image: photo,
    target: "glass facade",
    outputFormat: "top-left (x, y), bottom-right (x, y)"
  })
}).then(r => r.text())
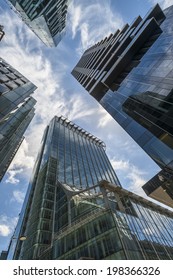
top-left (0, 57), bottom-right (37, 181)
top-left (72, 4), bottom-right (173, 207)
top-left (0, 251), bottom-right (7, 260)
top-left (0, 25), bottom-right (5, 41)
top-left (142, 168), bottom-right (173, 208)
top-left (8, 0), bottom-right (70, 47)
top-left (7, 116), bottom-right (173, 260)
top-left (42, 181), bottom-right (173, 260)
top-left (7, 116), bottom-right (120, 259)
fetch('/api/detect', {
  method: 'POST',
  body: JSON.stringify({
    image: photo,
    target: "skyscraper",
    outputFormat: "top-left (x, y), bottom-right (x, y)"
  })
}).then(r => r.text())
top-left (7, 116), bottom-right (173, 260)
top-left (51, 181), bottom-right (173, 260)
top-left (0, 25), bottom-right (5, 41)
top-left (8, 0), bottom-right (70, 47)
top-left (0, 57), bottom-right (37, 181)
top-left (7, 115), bottom-right (120, 259)
top-left (0, 250), bottom-right (8, 260)
top-left (72, 4), bottom-right (173, 207)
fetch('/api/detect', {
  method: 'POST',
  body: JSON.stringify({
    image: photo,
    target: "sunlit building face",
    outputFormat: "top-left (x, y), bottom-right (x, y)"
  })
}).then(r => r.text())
top-left (72, 4), bottom-right (173, 207)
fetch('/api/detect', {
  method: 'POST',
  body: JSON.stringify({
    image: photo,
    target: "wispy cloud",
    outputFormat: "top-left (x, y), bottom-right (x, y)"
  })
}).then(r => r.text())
top-left (0, 225), bottom-right (10, 237)
top-left (111, 159), bottom-right (130, 171)
top-left (0, 215), bottom-right (18, 237)
top-left (70, 4), bottom-right (82, 38)
top-left (97, 109), bottom-right (113, 128)
top-left (5, 139), bottom-right (35, 184)
top-left (0, 9), bottom-right (109, 184)
top-left (127, 166), bottom-right (147, 192)
top-left (68, 0), bottom-right (124, 53)
top-left (111, 157), bottom-right (147, 197)
top-left (12, 190), bottom-right (25, 204)
top-left (5, 169), bottom-right (23, 185)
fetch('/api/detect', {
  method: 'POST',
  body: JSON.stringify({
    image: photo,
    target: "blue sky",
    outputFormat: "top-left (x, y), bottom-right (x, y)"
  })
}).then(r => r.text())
top-left (0, 0), bottom-right (173, 254)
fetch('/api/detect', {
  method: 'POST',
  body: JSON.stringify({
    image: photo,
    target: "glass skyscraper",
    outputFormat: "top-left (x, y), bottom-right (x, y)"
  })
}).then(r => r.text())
top-left (8, 0), bottom-right (70, 47)
top-left (0, 25), bottom-right (5, 41)
top-left (6, 116), bottom-right (173, 260)
top-left (0, 57), bottom-right (37, 181)
top-left (51, 181), bottom-right (173, 260)
top-left (72, 4), bottom-right (173, 207)
top-left (7, 116), bottom-right (120, 259)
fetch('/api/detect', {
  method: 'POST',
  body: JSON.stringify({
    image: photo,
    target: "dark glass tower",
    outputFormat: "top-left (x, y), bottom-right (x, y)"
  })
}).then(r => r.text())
top-left (0, 25), bottom-right (5, 41)
top-left (7, 116), bottom-right (120, 260)
top-left (72, 4), bottom-right (173, 207)
top-left (0, 57), bottom-right (37, 181)
top-left (7, 116), bottom-right (173, 260)
top-left (8, 0), bottom-right (70, 47)
top-left (51, 181), bottom-right (173, 260)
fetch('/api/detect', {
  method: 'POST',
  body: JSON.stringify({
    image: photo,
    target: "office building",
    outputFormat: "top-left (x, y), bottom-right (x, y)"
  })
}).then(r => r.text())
top-left (50, 180), bottom-right (173, 260)
top-left (8, 0), bottom-right (70, 47)
top-left (0, 57), bottom-right (37, 181)
top-left (72, 4), bottom-right (173, 207)
top-left (0, 25), bottom-right (5, 41)
top-left (7, 116), bottom-right (120, 260)
top-left (0, 250), bottom-right (8, 260)
top-left (7, 116), bottom-right (173, 260)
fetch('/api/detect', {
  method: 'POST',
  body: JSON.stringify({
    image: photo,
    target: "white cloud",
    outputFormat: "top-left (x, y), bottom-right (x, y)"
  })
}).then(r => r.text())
top-left (0, 225), bottom-right (10, 237)
top-left (12, 191), bottom-right (25, 204)
top-left (110, 157), bottom-right (172, 208)
top-left (111, 159), bottom-right (130, 171)
top-left (5, 139), bottom-right (35, 184)
top-left (70, 5), bottom-right (82, 38)
top-left (67, 94), bottom-right (97, 120)
top-left (111, 157), bottom-right (147, 197)
top-left (68, 0), bottom-right (124, 52)
top-left (127, 166), bottom-right (147, 194)
top-left (8, 140), bottom-right (34, 170)
top-left (97, 109), bottom-right (113, 128)
top-left (0, 215), bottom-right (18, 237)
top-left (5, 169), bottom-right (23, 185)
top-left (80, 23), bottom-right (89, 51)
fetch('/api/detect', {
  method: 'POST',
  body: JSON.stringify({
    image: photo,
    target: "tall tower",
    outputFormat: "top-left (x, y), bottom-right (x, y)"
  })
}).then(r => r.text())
top-left (8, 0), bottom-right (70, 47)
top-left (0, 57), bottom-right (37, 181)
top-left (0, 25), bottom-right (5, 41)
top-left (8, 116), bottom-right (120, 260)
top-left (7, 116), bottom-right (173, 260)
top-left (72, 4), bottom-right (173, 207)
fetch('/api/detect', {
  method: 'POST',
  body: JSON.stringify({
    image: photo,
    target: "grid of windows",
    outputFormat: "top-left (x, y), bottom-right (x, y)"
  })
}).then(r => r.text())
top-left (7, 116), bottom-right (173, 260)
top-left (72, 4), bottom-right (173, 206)
top-left (51, 183), bottom-right (173, 260)
top-left (52, 116), bottom-right (120, 188)
top-left (8, 0), bottom-right (70, 47)
top-left (0, 57), bottom-right (37, 181)
top-left (13, 116), bottom-right (120, 259)
top-left (0, 25), bottom-right (5, 41)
